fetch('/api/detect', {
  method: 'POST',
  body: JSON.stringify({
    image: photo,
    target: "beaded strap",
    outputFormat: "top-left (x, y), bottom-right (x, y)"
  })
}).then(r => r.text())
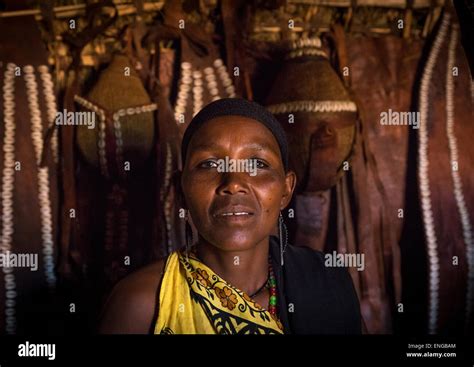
top-left (418, 11), bottom-right (450, 335)
top-left (192, 69), bottom-right (203, 117)
top-left (175, 62), bottom-right (192, 122)
top-left (24, 65), bottom-right (57, 290)
top-left (112, 103), bottom-right (158, 179)
top-left (214, 58), bottom-right (236, 98)
top-left (38, 65), bottom-right (59, 165)
top-left (267, 258), bottom-right (278, 317)
top-left (445, 26), bottom-right (474, 332)
top-left (204, 65), bottom-right (220, 102)
top-left (1, 63), bottom-right (18, 334)
top-left (74, 95), bottom-right (109, 177)
top-left (174, 58), bottom-right (236, 124)
top-left (160, 142), bottom-right (174, 255)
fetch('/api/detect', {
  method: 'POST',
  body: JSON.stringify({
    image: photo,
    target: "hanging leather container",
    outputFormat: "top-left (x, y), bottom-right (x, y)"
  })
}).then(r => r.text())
top-left (266, 38), bottom-right (357, 192)
top-left (75, 54), bottom-right (156, 180)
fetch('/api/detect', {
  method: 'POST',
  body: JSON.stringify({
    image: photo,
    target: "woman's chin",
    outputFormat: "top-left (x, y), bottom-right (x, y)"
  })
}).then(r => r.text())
top-left (204, 233), bottom-right (258, 252)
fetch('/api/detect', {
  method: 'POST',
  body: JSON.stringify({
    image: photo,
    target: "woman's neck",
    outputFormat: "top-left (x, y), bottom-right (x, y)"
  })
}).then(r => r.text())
top-left (195, 237), bottom-right (270, 296)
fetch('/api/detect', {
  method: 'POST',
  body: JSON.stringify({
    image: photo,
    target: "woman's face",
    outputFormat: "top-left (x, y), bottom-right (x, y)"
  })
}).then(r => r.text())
top-left (181, 115), bottom-right (296, 252)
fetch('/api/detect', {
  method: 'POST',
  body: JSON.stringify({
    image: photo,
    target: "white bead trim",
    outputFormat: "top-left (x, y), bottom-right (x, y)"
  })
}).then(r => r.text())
top-left (286, 48), bottom-right (328, 60)
top-left (290, 37), bottom-right (322, 50)
top-left (267, 100), bottom-right (357, 114)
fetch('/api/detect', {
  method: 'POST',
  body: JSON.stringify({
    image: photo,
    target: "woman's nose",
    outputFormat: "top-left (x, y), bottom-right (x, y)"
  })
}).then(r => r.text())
top-left (216, 171), bottom-right (250, 195)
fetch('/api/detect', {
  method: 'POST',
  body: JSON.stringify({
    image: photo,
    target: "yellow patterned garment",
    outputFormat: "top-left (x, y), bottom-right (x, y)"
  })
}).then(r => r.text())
top-left (154, 250), bottom-right (284, 334)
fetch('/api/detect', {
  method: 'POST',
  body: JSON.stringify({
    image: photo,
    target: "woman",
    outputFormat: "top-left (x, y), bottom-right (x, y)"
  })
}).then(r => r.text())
top-left (99, 98), bottom-right (361, 334)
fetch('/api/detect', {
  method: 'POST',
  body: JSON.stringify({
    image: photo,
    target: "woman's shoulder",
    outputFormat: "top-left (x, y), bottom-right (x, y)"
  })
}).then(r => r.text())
top-left (283, 243), bottom-right (328, 272)
top-left (98, 257), bottom-right (167, 334)
top-left (285, 244), bottom-right (358, 296)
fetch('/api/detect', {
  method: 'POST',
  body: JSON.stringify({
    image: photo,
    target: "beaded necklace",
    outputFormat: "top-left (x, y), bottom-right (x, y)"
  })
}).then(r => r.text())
top-left (267, 258), bottom-right (278, 317)
top-left (248, 256), bottom-right (277, 317)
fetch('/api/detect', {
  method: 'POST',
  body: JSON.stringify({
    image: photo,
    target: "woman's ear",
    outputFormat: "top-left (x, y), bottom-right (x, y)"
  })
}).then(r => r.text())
top-left (280, 170), bottom-right (297, 210)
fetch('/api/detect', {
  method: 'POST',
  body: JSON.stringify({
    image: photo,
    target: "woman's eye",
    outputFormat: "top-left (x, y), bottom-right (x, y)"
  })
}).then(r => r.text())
top-left (198, 160), bottom-right (218, 169)
top-left (253, 159), bottom-right (269, 169)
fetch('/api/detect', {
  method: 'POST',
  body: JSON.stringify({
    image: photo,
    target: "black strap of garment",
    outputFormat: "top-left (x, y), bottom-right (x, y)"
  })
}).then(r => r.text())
top-left (270, 235), bottom-right (362, 335)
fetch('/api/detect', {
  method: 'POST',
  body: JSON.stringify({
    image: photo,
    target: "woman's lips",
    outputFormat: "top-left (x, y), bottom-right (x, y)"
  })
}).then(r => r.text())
top-left (212, 206), bottom-right (256, 224)
top-left (218, 212), bottom-right (252, 216)
top-left (214, 214), bottom-right (254, 225)
top-left (214, 212), bottom-right (255, 223)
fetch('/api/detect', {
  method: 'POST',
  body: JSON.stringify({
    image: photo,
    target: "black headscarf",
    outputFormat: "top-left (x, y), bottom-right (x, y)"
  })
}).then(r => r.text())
top-left (181, 98), bottom-right (289, 171)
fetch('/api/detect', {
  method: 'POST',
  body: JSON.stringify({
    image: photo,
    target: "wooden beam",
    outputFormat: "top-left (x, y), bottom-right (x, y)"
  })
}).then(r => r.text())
top-left (288, 0), bottom-right (445, 9)
top-left (0, 1), bottom-right (164, 19)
